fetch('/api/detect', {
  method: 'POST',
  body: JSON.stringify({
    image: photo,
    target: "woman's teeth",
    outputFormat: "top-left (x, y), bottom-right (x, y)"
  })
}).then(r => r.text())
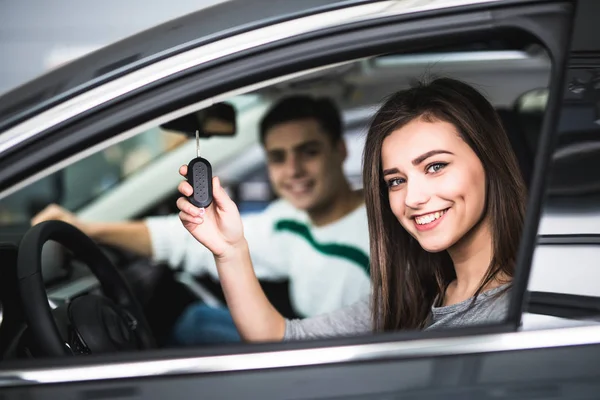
top-left (415, 209), bottom-right (447, 225)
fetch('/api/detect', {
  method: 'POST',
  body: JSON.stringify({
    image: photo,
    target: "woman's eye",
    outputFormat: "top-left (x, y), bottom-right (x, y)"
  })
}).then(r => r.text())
top-left (426, 162), bottom-right (448, 174)
top-left (387, 177), bottom-right (405, 188)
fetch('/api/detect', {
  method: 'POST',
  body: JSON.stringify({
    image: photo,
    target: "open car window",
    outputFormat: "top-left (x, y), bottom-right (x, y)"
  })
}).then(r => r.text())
top-left (4, 39), bottom-right (554, 330)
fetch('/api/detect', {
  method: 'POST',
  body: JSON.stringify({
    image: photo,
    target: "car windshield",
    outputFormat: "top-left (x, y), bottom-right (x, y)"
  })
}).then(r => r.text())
top-left (0, 95), bottom-right (261, 225)
top-left (0, 129), bottom-right (185, 225)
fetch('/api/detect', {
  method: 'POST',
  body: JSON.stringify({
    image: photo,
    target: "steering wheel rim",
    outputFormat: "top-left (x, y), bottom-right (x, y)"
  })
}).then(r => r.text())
top-left (17, 220), bottom-right (155, 357)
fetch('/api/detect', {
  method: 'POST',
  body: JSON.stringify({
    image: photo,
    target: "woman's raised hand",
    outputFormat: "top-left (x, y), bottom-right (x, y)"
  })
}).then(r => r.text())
top-left (176, 165), bottom-right (245, 259)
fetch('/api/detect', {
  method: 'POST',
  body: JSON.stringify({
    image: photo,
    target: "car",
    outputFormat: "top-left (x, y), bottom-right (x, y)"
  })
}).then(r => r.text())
top-left (1, 0), bottom-right (600, 398)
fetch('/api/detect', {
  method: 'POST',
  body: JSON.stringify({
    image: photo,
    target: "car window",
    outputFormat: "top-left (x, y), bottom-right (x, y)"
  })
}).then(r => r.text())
top-left (0, 95), bottom-right (261, 225)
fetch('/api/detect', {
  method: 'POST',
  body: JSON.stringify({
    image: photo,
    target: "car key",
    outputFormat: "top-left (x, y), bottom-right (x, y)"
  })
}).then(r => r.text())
top-left (187, 130), bottom-right (213, 208)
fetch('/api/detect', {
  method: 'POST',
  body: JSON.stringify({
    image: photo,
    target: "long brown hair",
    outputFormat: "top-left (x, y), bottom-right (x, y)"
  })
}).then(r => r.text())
top-left (363, 77), bottom-right (527, 332)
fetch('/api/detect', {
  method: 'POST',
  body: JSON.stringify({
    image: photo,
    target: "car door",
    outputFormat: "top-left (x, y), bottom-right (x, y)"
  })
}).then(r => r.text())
top-left (526, 0), bottom-right (600, 320)
top-left (1, 0), bottom-right (597, 399)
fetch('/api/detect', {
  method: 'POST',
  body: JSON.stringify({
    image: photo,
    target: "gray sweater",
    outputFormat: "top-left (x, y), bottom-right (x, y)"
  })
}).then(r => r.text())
top-left (284, 284), bottom-right (511, 340)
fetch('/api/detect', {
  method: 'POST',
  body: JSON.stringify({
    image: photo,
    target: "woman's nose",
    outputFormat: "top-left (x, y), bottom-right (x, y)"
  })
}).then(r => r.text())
top-left (404, 179), bottom-right (430, 209)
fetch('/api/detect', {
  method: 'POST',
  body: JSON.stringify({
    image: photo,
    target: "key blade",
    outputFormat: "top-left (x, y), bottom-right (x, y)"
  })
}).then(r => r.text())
top-left (196, 129), bottom-right (200, 158)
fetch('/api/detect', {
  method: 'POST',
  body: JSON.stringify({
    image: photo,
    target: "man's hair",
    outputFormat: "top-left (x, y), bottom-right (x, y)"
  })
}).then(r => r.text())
top-left (259, 95), bottom-right (342, 144)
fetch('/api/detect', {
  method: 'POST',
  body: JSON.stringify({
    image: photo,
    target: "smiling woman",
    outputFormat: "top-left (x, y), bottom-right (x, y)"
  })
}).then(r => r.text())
top-left (365, 78), bottom-right (526, 332)
top-left (175, 77), bottom-right (527, 341)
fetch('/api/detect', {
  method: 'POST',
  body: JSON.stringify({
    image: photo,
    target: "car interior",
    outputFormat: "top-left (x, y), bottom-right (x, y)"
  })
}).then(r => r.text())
top-left (0, 35), bottom-right (553, 360)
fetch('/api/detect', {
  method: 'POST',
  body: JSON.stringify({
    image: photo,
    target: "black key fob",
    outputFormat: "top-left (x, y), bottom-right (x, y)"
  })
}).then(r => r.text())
top-left (187, 157), bottom-right (213, 208)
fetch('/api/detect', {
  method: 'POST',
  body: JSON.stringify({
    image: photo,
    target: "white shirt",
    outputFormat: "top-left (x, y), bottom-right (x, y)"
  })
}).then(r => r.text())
top-left (146, 199), bottom-right (371, 317)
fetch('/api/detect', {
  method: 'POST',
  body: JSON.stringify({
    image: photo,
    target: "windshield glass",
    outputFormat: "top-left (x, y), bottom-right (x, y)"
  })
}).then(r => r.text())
top-left (0, 128), bottom-right (187, 225)
top-left (0, 95), bottom-right (261, 225)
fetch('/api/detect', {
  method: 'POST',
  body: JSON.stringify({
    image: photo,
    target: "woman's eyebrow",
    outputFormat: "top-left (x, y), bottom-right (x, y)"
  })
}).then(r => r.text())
top-left (412, 150), bottom-right (454, 166)
top-left (382, 150), bottom-right (454, 175)
top-left (382, 167), bottom-right (399, 176)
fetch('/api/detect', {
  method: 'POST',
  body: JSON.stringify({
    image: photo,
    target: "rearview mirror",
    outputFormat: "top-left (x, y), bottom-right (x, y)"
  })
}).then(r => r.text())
top-left (160, 102), bottom-right (237, 138)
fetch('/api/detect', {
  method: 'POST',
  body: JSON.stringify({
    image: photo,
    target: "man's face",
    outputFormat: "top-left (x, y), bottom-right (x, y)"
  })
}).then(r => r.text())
top-left (264, 118), bottom-right (346, 212)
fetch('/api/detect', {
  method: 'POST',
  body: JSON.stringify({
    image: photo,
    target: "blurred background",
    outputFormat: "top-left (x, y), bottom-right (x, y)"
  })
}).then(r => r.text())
top-left (0, 0), bottom-right (229, 95)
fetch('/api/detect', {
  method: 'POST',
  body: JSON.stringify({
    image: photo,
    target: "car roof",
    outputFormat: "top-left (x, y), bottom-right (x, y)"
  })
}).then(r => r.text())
top-left (0, 0), bottom-right (378, 132)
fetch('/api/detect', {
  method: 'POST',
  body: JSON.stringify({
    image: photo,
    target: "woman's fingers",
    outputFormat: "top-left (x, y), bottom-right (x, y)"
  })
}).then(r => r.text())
top-left (179, 211), bottom-right (203, 225)
top-left (178, 168), bottom-right (231, 216)
top-left (211, 177), bottom-right (234, 212)
top-left (176, 196), bottom-right (203, 218)
top-left (178, 180), bottom-right (193, 197)
top-left (179, 164), bottom-right (188, 177)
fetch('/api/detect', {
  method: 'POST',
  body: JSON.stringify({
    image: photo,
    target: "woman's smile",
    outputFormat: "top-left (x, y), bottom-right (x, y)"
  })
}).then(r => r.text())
top-left (412, 208), bottom-right (449, 231)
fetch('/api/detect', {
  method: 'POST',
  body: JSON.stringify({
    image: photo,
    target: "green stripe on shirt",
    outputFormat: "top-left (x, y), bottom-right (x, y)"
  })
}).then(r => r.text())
top-left (274, 219), bottom-right (370, 275)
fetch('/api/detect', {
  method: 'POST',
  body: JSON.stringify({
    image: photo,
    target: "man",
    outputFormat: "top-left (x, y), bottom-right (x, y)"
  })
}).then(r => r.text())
top-left (32, 95), bottom-right (370, 345)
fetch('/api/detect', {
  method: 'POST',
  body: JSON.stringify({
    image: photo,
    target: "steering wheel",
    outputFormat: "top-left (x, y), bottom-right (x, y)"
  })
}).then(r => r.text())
top-left (17, 220), bottom-right (155, 357)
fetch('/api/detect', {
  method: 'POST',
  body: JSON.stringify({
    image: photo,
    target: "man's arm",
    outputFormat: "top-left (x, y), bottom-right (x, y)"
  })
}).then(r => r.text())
top-left (32, 204), bottom-right (153, 257)
top-left (86, 221), bottom-right (152, 257)
top-left (32, 204), bottom-right (240, 277)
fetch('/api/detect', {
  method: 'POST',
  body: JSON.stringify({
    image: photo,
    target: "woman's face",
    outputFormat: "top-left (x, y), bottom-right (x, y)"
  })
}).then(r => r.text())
top-left (381, 118), bottom-right (487, 252)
